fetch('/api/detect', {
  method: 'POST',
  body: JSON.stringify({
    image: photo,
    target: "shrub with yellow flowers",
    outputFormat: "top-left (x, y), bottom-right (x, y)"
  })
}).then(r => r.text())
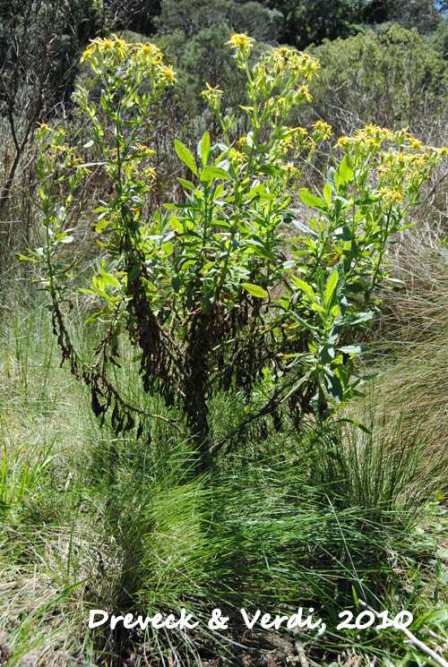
top-left (287, 124), bottom-right (447, 413)
top-left (29, 34), bottom-right (447, 469)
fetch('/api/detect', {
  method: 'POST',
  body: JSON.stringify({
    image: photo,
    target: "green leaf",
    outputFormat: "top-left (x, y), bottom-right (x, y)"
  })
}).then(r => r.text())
top-left (335, 155), bottom-right (354, 190)
top-left (327, 372), bottom-right (344, 401)
top-left (17, 253), bottom-right (37, 263)
top-left (169, 217), bottom-right (183, 233)
top-left (299, 188), bottom-right (326, 210)
top-left (311, 302), bottom-right (325, 314)
top-left (98, 270), bottom-right (120, 289)
top-left (291, 276), bottom-right (316, 301)
top-left (174, 139), bottom-right (197, 175)
top-left (198, 131), bottom-right (211, 166)
top-left (199, 166), bottom-right (231, 183)
top-left (241, 282), bottom-right (268, 299)
top-left (323, 182), bottom-right (332, 207)
top-left (324, 269), bottom-right (339, 308)
top-left (177, 177), bottom-right (196, 191)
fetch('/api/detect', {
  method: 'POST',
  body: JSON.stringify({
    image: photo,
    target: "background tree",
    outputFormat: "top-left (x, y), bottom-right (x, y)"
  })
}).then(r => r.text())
top-left (255, 0), bottom-right (444, 49)
top-left (156, 0), bottom-right (281, 41)
top-left (257, 0), bottom-right (363, 48)
top-left (0, 0), bottom-right (101, 219)
top-left (311, 23), bottom-right (448, 133)
top-left (361, 0), bottom-right (439, 30)
top-left (103, 0), bottom-right (161, 34)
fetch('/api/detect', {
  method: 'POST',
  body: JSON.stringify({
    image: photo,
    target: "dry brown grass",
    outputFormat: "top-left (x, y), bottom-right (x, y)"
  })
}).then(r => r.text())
top-left (361, 219), bottom-right (448, 466)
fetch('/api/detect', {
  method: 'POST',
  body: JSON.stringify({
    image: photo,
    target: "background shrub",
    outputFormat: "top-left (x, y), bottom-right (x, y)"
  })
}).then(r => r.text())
top-left (311, 24), bottom-right (448, 133)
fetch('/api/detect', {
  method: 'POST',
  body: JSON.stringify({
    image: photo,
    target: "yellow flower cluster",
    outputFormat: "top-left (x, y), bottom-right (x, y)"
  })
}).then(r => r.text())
top-left (81, 36), bottom-right (127, 63)
top-left (296, 84), bottom-right (312, 104)
top-left (36, 122), bottom-right (53, 144)
top-left (377, 149), bottom-right (440, 195)
top-left (227, 33), bottom-right (255, 57)
top-left (201, 82), bottom-right (224, 111)
top-left (80, 35), bottom-right (175, 87)
top-left (249, 47), bottom-right (319, 118)
top-left (278, 127), bottom-right (312, 153)
top-left (377, 187), bottom-right (404, 205)
top-left (37, 124), bottom-right (88, 175)
top-left (335, 136), bottom-right (349, 148)
top-left (336, 125), bottom-right (394, 151)
top-left (227, 148), bottom-right (245, 165)
top-left (144, 166), bottom-right (157, 182)
top-left (269, 47), bottom-right (320, 80)
top-left (141, 42), bottom-right (163, 62)
top-left (406, 135), bottom-right (423, 150)
top-left (359, 124), bottom-right (395, 141)
top-left (333, 124), bottom-right (448, 207)
top-left (379, 151), bottom-right (431, 172)
top-left (133, 143), bottom-right (156, 160)
top-left (291, 127), bottom-right (308, 142)
top-left (253, 49), bottom-right (319, 97)
top-left (336, 125), bottom-right (447, 156)
top-left (312, 120), bottom-right (333, 141)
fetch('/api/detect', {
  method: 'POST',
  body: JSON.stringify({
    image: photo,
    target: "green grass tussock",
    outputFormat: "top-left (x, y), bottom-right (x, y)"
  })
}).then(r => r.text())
top-left (0, 306), bottom-right (447, 665)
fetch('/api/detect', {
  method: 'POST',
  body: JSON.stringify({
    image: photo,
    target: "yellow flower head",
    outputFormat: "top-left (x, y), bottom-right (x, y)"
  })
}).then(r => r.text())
top-left (287, 127), bottom-right (311, 151)
top-left (161, 65), bottom-right (176, 84)
top-left (132, 41), bottom-right (164, 71)
top-left (362, 125), bottom-right (394, 141)
top-left (335, 125), bottom-right (397, 154)
top-left (283, 161), bottom-right (300, 179)
top-left (142, 43), bottom-right (162, 61)
top-left (227, 33), bottom-right (254, 57)
top-left (378, 187), bottom-right (404, 205)
top-left (228, 148), bottom-right (245, 165)
top-left (296, 84), bottom-right (312, 104)
top-left (36, 122), bottom-right (51, 142)
top-left (270, 46), bottom-right (297, 74)
top-left (134, 143), bottom-right (155, 160)
top-left (292, 127), bottom-right (308, 139)
top-left (81, 36), bottom-right (168, 85)
top-left (144, 166), bottom-right (157, 182)
top-left (312, 120), bottom-right (333, 141)
top-left (336, 136), bottom-right (350, 148)
top-left (407, 136), bottom-right (423, 150)
top-left (201, 82), bottom-right (224, 110)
